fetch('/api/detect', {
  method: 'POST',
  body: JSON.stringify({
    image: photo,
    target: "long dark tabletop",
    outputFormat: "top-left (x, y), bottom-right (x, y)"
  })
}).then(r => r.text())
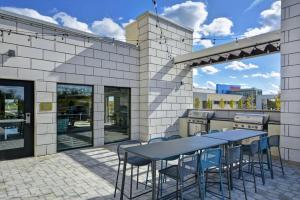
top-left (202, 129), bottom-right (267, 142)
top-left (125, 136), bottom-right (228, 160)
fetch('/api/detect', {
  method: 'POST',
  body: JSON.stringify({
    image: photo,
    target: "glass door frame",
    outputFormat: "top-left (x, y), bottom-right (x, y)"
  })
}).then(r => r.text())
top-left (104, 86), bottom-right (131, 144)
top-left (56, 83), bottom-right (94, 151)
top-left (0, 79), bottom-right (34, 160)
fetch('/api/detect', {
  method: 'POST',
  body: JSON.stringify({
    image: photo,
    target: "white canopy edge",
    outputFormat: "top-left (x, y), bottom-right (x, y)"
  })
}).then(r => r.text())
top-left (174, 30), bottom-right (280, 66)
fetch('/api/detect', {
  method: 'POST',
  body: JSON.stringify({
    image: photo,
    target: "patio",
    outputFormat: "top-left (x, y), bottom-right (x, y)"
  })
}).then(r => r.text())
top-left (0, 144), bottom-right (299, 200)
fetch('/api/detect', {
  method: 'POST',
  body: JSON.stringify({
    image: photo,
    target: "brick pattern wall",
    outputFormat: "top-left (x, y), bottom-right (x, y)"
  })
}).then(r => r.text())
top-left (137, 13), bottom-right (193, 140)
top-left (281, 0), bottom-right (300, 162)
top-left (0, 14), bottom-right (140, 156)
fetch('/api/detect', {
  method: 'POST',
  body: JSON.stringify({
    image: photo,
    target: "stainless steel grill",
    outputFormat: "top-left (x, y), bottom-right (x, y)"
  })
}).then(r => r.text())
top-left (233, 113), bottom-right (269, 131)
top-left (187, 110), bottom-right (215, 136)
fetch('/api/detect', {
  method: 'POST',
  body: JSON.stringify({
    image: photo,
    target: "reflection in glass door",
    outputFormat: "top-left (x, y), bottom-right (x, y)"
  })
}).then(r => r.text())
top-left (104, 87), bottom-right (130, 143)
top-left (0, 80), bottom-right (34, 160)
top-left (57, 84), bottom-right (93, 151)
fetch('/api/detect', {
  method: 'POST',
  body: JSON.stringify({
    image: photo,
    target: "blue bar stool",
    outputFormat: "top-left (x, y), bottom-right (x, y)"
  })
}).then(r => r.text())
top-left (268, 135), bottom-right (284, 175)
top-left (114, 140), bottom-right (151, 199)
top-left (157, 153), bottom-right (199, 199)
top-left (199, 148), bottom-right (224, 200)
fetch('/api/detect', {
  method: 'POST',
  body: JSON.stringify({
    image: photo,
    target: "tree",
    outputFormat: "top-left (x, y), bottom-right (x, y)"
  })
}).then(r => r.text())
top-left (238, 99), bottom-right (243, 109)
top-left (238, 99), bottom-right (244, 109)
top-left (219, 98), bottom-right (225, 109)
top-left (207, 98), bottom-right (212, 110)
top-left (194, 97), bottom-right (201, 109)
top-left (275, 95), bottom-right (281, 111)
top-left (246, 96), bottom-right (253, 109)
top-left (229, 99), bottom-right (235, 109)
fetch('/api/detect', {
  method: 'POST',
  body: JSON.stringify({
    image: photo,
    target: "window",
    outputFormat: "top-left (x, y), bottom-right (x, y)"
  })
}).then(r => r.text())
top-left (57, 84), bottom-right (93, 151)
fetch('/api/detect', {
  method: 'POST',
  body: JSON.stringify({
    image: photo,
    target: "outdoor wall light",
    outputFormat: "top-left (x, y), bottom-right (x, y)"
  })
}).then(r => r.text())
top-left (1, 49), bottom-right (15, 57)
top-left (7, 49), bottom-right (15, 57)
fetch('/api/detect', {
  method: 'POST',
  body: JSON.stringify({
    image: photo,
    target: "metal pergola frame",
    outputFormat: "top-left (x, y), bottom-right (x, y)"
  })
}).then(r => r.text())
top-left (174, 30), bottom-right (280, 67)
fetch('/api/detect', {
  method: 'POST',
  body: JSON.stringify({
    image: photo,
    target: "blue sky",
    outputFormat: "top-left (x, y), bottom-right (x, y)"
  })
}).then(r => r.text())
top-left (0, 0), bottom-right (281, 94)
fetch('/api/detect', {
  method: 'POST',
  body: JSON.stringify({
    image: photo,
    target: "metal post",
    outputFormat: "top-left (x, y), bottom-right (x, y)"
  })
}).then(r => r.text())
top-left (151, 160), bottom-right (157, 200)
top-left (120, 152), bottom-right (127, 200)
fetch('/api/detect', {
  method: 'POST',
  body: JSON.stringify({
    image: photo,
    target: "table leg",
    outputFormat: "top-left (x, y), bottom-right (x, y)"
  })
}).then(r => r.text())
top-left (151, 160), bottom-right (157, 200)
top-left (120, 152), bottom-right (127, 200)
top-left (229, 143), bottom-right (233, 190)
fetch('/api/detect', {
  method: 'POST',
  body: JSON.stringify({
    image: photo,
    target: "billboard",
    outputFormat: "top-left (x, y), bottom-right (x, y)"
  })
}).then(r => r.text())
top-left (216, 84), bottom-right (241, 94)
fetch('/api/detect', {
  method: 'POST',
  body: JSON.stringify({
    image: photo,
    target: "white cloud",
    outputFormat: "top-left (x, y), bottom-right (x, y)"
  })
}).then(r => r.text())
top-left (264, 84), bottom-right (280, 95)
top-left (193, 68), bottom-right (199, 76)
top-left (122, 19), bottom-right (136, 28)
top-left (91, 18), bottom-right (125, 41)
top-left (245, 0), bottom-right (265, 12)
top-left (162, 1), bottom-right (208, 31)
top-left (0, 7), bottom-right (126, 41)
top-left (225, 61), bottom-right (259, 71)
top-left (197, 39), bottom-right (214, 48)
top-left (162, 1), bottom-right (233, 48)
top-left (201, 65), bottom-right (219, 75)
top-left (0, 7), bottom-right (58, 24)
top-left (204, 81), bottom-right (217, 90)
top-left (251, 71), bottom-right (280, 78)
top-left (271, 84), bottom-right (280, 90)
top-left (195, 81), bottom-right (216, 90)
top-left (162, 1), bottom-right (208, 46)
top-left (243, 75), bottom-right (249, 78)
top-left (240, 84), bottom-right (251, 89)
top-left (53, 12), bottom-right (92, 33)
top-left (193, 82), bottom-right (200, 88)
top-left (206, 81), bottom-right (216, 89)
top-left (264, 90), bottom-right (279, 95)
top-left (200, 17), bottom-right (233, 36)
top-left (244, 1), bottom-right (281, 37)
top-left (229, 76), bottom-right (237, 79)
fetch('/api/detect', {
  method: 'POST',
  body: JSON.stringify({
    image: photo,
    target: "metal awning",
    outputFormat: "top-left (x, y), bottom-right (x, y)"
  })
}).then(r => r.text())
top-left (174, 30), bottom-right (280, 67)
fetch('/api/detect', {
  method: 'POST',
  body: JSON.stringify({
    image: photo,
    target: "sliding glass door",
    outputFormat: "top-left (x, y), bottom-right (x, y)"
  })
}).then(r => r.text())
top-left (57, 84), bottom-right (93, 151)
top-left (104, 87), bottom-right (130, 144)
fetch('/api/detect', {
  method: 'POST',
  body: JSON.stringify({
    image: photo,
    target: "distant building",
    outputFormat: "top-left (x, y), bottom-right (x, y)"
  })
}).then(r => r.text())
top-left (216, 84), bottom-right (241, 94)
top-left (256, 94), bottom-right (279, 110)
top-left (193, 88), bottom-right (242, 109)
top-left (230, 88), bottom-right (262, 99)
top-left (216, 84), bottom-right (262, 100)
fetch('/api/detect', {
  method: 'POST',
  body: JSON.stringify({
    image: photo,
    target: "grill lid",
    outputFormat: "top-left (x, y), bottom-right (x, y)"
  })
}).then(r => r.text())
top-left (234, 113), bottom-right (269, 124)
top-left (188, 110), bottom-right (215, 119)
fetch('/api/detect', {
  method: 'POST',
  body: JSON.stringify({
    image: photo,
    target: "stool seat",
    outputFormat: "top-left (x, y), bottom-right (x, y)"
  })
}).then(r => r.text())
top-left (127, 156), bottom-right (151, 166)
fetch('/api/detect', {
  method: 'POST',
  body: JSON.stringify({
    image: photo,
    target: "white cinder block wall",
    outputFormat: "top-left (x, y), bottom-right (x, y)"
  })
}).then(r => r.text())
top-left (0, 11), bottom-right (140, 156)
top-left (136, 13), bottom-right (193, 140)
top-left (6, 4), bottom-right (300, 162)
top-left (281, 0), bottom-right (300, 162)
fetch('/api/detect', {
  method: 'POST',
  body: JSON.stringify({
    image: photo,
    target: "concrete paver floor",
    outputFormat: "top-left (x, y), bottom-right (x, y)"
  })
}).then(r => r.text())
top-left (0, 145), bottom-right (299, 200)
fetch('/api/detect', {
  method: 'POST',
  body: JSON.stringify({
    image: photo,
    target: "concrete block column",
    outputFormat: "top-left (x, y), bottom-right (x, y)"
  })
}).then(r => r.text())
top-left (134, 12), bottom-right (193, 141)
top-left (281, 0), bottom-right (300, 162)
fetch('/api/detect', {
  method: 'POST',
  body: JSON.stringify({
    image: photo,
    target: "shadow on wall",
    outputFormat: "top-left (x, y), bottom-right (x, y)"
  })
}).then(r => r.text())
top-left (48, 41), bottom-right (104, 84)
top-left (1, 52), bottom-right (10, 66)
top-left (149, 60), bottom-right (190, 114)
top-left (148, 59), bottom-right (191, 137)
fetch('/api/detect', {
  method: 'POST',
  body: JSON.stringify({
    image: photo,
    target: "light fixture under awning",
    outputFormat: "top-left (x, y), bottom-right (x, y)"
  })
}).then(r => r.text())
top-left (174, 30), bottom-right (280, 67)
